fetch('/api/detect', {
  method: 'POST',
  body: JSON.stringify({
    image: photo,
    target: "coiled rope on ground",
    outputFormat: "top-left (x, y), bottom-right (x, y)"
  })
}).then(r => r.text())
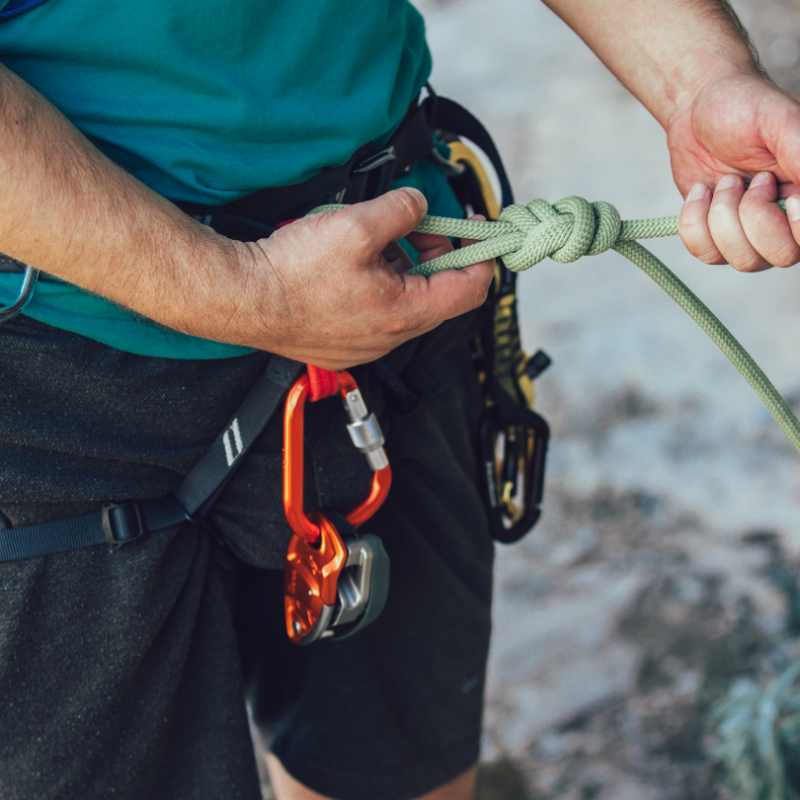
top-left (311, 197), bottom-right (800, 456)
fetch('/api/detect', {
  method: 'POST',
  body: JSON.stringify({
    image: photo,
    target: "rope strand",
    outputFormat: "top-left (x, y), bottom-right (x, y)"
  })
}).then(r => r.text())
top-left (309, 198), bottom-right (800, 456)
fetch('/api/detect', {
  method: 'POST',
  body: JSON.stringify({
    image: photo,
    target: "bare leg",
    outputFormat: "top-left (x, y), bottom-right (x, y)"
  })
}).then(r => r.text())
top-left (266, 752), bottom-right (477, 800)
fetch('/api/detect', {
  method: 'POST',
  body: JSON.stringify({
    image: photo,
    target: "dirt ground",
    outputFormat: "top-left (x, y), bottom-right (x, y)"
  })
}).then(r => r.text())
top-left (258, 2), bottom-right (800, 798)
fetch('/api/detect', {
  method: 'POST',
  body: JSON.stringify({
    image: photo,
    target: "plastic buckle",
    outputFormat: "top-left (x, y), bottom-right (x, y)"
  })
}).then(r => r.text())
top-left (353, 145), bottom-right (396, 198)
top-left (101, 501), bottom-right (145, 548)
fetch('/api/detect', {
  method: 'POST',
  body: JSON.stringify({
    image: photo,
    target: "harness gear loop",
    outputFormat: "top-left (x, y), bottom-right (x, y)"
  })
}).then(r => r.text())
top-left (283, 370), bottom-right (392, 644)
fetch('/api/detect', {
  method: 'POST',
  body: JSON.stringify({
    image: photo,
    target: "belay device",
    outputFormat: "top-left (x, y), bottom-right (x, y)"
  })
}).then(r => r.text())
top-left (283, 370), bottom-right (392, 645)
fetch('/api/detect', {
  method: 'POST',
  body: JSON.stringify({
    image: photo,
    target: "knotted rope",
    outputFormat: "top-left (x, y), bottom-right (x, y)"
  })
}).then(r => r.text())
top-left (311, 198), bottom-right (800, 456)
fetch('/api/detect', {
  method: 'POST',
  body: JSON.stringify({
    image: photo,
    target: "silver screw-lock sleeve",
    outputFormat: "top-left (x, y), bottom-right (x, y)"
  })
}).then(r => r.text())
top-left (343, 390), bottom-right (389, 471)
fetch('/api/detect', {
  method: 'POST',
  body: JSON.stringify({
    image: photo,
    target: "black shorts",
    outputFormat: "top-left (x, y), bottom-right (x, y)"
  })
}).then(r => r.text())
top-left (0, 312), bottom-right (494, 800)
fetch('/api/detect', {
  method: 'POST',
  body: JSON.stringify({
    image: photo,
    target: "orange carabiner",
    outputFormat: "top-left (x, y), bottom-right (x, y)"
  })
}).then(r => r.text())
top-left (283, 370), bottom-right (392, 643)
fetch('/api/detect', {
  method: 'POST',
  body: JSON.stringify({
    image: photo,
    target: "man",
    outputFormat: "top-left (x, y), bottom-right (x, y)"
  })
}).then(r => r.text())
top-left (0, 1), bottom-right (797, 799)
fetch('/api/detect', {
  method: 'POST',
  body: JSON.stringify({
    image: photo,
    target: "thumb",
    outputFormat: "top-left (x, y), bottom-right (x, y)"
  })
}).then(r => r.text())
top-left (345, 187), bottom-right (428, 253)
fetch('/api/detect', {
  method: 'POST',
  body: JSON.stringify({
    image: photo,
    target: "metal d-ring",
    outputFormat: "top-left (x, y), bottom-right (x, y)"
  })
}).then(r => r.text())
top-left (0, 264), bottom-right (39, 323)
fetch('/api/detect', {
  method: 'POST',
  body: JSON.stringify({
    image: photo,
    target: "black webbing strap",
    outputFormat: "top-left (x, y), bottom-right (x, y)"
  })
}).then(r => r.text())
top-left (173, 96), bottom-right (437, 233)
top-left (0, 356), bottom-right (303, 561)
top-left (174, 355), bottom-right (302, 517)
top-left (171, 94), bottom-right (513, 237)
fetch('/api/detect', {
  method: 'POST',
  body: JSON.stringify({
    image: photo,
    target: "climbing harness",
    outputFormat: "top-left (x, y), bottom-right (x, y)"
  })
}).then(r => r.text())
top-left (283, 370), bottom-right (391, 644)
top-left (0, 91), bottom-right (543, 646)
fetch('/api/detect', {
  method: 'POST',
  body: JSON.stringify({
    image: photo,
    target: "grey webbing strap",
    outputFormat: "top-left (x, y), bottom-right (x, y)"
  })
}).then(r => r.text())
top-left (174, 355), bottom-right (303, 516)
top-left (0, 355), bottom-right (303, 561)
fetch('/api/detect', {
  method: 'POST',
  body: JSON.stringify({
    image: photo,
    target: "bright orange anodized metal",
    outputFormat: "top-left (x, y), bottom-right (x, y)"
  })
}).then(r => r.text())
top-left (284, 510), bottom-right (348, 643)
top-left (283, 370), bottom-right (392, 643)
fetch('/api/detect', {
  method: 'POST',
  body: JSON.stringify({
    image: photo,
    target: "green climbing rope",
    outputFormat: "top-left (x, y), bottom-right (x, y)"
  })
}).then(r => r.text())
top-left (310, 197), bottom-right (800, 456)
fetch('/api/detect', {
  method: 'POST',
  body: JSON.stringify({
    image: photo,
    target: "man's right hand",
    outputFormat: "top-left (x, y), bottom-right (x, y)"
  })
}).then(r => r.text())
top-left (0, 65), bottom-right (492, 368)
top-left (214, 187), bottom-right (495, 370)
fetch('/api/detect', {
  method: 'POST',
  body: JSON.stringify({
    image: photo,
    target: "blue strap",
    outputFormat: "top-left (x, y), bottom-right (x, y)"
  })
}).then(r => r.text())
top-left (0, 356), bottom-right (303, 561)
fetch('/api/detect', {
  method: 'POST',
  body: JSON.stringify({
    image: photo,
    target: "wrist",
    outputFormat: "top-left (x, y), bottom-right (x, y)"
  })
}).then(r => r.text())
top-left (175, 229), bottom-right (262, 346)
top-left (663, 48), bottom-right (764, 131)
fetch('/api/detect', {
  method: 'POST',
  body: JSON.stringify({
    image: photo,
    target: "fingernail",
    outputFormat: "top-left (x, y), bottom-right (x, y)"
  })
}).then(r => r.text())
top-left (750, 172), bottom-right (771, 188)
top-left (717, 174), bottom-right (739, 191)
top-left (686, 183), bottom-right (709, 202)
top-left (786, 196), bottom-right (800, 222)
top-left (401, 187), bottom-right (427, 213)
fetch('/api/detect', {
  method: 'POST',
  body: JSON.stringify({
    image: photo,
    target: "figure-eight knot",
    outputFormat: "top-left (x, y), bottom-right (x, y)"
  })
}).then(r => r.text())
top-left (407, 196), bottom-right (624, 276)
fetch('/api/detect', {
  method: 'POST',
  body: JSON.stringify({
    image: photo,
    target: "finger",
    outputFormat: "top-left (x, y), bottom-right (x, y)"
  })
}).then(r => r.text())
top-left (778, 182), bottom-right (800, 200)
top-left (785, 194), bottom-right (800, 250)
top-left (322, 187), bottom-right (428, 254)
top-left (707, 174), bottom-right (770, 272)
top-left (394, 257), bottom-right (495, 332)
top-left (405, 230), bottom-right (454, 256)
top-left (383, 233), bottom-right (457, 274)
top-left (460, 213), bottom-right (487, 248)
top-left (739, 172), bottom-right (800, 269)
top-left (381, 241), bottom-right (416, 274)
top-left (679, 183), bottom-right (723, 264)
top-left (415, 213), bottom-right (489, 268)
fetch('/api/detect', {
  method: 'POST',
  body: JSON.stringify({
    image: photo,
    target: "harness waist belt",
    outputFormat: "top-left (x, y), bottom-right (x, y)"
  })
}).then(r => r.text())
top-left (173, 93), bottom-right (438, 238)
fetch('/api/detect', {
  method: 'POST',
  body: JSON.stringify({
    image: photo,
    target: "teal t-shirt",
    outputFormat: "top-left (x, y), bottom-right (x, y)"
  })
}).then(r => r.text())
top-left (0, 0), bottom-right (437, 359)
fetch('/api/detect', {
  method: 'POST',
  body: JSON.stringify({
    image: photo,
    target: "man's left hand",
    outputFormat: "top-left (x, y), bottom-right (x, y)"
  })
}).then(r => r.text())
top-left (674, 70), bottom-right (800, 272)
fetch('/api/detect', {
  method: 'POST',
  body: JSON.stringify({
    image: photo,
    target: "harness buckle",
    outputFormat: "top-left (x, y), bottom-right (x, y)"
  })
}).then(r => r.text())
top-left (352, 145), bottom-right (397, 199)
top-left (353, 145), bottom-right (396, 175)
top-left (283, 371), bottom-right (392, 644)
top-left (101, 501), bottom-right (145, 548)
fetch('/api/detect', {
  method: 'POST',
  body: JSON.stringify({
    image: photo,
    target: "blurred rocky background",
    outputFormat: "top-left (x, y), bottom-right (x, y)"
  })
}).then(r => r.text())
top-left (418, 0), bottom-right (800, 798)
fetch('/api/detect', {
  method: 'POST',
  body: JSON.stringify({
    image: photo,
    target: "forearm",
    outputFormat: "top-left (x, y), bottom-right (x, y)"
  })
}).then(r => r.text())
top-left (540, 0), bottom-right (764, 127)
top-left (0, 63), bottom-right (241, 340)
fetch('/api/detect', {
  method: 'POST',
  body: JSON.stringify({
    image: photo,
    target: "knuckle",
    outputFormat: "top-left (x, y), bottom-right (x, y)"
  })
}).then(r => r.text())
top-left (731, 253), bottom-right (768, 273)
top-left (680, 231), bottom-right (721, 264)
top-left (470, 277), bottom-right (491, 309)
top-left (385, 190), bottom-right (422, 231)
top-left (738, 191), bottom-right (761, 214)
top-left (706, 201), bottom-right (732, 230)
top-left (697, 250), bottom-right (725, 266)
top-left (769, 243), bottom-right (800, 269)
top-left (383, 309), bottom-right (418, 338)
top-left (392, 188), bottom-right (419, 217)
top-left (678, 218), bottom-right (706, 243)
top-left (340, 213), bottom-right (372, 247)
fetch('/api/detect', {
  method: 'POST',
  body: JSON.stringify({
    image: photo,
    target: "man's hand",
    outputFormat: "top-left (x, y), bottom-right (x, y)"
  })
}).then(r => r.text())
top-left (675, 71), bottom-right (800, 272)
top-left (219, 189), bottom-right (494, 369)
top-left (541, 0), bottom-right (799, 273)
top-left (0, 64), bottom-right (493, 366)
